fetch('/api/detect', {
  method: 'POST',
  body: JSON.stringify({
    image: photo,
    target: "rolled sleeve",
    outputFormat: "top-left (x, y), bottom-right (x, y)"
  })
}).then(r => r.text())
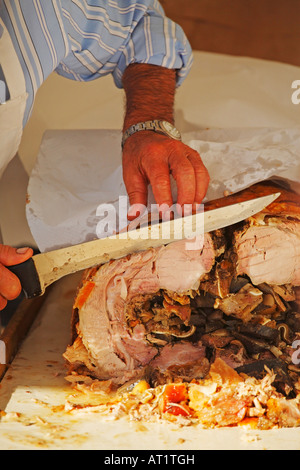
top-left (56, 0), bottom-right (193, 88)
top-left (112, 1), bottom-right (193, 88)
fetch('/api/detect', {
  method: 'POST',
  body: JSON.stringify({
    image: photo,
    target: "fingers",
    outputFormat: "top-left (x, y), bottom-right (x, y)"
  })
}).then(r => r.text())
top-left (123, 162), bottom-right (148, 220)
top-left (123, 137), bottom-right (174, 220)
top-left (168, 149), bottom-right (196, 210)
top-left (145, 158), bottom-right (174, 218)
top-left (0, 263), bottom-right (22, 303)
top-left (122, 134), bottom-right (210, 220)
top-left (0, 245), bottom-right (33, 310)
top-left (126, 159), bottom-right (173, 220)
top-left (0, 245), bottom-right (33, 266)
top-left (186, 149), bottom-right (210, 204)
top-left (169, 143), bottom-right (209, 213)
top-left (0, 295), bottom-right (7, 311)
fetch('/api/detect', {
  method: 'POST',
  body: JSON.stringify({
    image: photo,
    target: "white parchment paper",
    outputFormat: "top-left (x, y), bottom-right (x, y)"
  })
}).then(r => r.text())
top-left (26, 127), bottom-right (300, 252)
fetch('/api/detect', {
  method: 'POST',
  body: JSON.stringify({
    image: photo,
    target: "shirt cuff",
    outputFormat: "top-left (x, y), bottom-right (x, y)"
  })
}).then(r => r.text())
top-left (111, 7), bottom-right (193, 89)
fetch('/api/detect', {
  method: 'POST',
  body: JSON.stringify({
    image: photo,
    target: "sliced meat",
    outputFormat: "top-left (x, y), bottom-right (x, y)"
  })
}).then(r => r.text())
top-left (150, 341), bottom-right (206, 371)
top-left (214, 283), bottom-right (263, 322)
top-left (228, 179), bottom-right (300, 287)
top-left (234, 220), bottom-right (300, 286)
top-left (64, 234), bottom-right (217, 384)
top-left (213, 343), bottom-right (248, 369)
top-left (149, 342), bottom-right (209, 386)
top-left (200, 255), bottom-right (236, 298)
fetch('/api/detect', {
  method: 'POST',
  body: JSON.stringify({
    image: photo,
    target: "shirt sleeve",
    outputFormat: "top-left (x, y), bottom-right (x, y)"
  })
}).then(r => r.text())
top-left (56, 0), bottom-right (193, 88)
top-left (111, 0), bottom-right (193, 88)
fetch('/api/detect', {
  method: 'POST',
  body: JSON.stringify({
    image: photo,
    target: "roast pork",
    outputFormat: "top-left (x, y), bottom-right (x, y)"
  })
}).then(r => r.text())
top-left (64, 179), bottom-right (300, 402)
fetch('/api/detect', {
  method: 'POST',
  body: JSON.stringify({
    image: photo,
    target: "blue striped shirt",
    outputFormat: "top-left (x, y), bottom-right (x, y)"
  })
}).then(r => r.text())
top-left (0, 0), bottom-right (193, 126)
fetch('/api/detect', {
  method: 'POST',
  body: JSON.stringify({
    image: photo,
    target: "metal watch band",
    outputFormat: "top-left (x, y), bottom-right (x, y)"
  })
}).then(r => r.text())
top-left (122, 120), bottom-right (181, 148)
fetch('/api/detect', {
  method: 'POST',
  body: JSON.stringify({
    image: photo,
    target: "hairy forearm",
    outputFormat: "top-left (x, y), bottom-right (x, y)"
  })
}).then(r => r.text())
top-left (122, 63), bottom-right (176, 131)
top-left (121, 62), bottom-right (210, 219)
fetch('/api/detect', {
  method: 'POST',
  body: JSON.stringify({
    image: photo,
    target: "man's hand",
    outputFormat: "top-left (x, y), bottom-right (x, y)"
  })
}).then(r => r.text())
top-left (123, 131), bottom-right (209, 220)
top-left (0, 245), bottom-right (33, 310)
top-left (122, 63), bottom-right (210, 220)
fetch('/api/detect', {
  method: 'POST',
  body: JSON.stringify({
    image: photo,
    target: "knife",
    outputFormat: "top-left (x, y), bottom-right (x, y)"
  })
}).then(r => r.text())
top-left (9, 192), bottom-right (280, 299)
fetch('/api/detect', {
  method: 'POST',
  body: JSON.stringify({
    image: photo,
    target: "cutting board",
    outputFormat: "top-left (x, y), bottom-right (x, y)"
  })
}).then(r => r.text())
top-left (0, 274), bottom-right (300, 450)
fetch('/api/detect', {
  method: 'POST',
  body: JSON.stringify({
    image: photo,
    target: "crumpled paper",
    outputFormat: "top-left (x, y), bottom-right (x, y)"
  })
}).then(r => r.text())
top-left (26, 127), bottom-right (300, 252)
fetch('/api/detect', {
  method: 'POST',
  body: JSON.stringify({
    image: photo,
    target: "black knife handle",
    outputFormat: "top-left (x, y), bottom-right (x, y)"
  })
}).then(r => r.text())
top-left (8, 258), bottom-right (43, 299)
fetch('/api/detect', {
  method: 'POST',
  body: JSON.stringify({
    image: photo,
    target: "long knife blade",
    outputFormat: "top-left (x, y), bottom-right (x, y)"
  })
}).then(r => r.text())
top-left (9, 192), bottom-right (280, 298)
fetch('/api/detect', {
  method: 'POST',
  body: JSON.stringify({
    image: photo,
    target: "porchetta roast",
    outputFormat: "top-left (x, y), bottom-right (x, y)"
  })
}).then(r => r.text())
top-left (64, 179), bottom-right (300, 428)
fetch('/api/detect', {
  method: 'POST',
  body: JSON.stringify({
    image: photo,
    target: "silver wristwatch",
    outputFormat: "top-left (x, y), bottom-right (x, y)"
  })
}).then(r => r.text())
top-left (122, 120), bottom-right (181, 148)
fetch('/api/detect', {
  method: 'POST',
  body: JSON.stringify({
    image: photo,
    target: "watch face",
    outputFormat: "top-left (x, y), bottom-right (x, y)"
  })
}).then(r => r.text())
top-left (160, 121), bottom-right (181, 140)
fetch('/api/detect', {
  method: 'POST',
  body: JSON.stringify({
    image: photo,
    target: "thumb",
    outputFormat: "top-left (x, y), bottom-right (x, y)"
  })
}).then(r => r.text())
top-left (0, 245), bottom-right (33, 267)
top-left (0, 246), bottom-right (33, 308)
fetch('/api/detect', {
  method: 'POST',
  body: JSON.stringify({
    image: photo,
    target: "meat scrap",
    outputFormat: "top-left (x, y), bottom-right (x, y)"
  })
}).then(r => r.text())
top-left (214, 283), bottom-right (263, 322)
top-left (64, 179), bottom-right (300, 428)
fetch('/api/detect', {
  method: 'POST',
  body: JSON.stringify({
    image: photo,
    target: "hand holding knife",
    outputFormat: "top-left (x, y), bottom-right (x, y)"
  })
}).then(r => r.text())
top-left (6, 192), bottom-right (280, 300)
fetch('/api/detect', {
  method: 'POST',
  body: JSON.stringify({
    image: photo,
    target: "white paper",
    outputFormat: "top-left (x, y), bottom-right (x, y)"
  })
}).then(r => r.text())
top-left (26, 127), bottom-right (300, 253)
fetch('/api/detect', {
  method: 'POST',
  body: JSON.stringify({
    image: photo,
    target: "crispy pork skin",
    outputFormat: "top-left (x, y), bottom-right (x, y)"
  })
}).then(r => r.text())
top-left (64, 179), bottom-right (300, 414)
top-left (204, 178), bottom-right (300, 220)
